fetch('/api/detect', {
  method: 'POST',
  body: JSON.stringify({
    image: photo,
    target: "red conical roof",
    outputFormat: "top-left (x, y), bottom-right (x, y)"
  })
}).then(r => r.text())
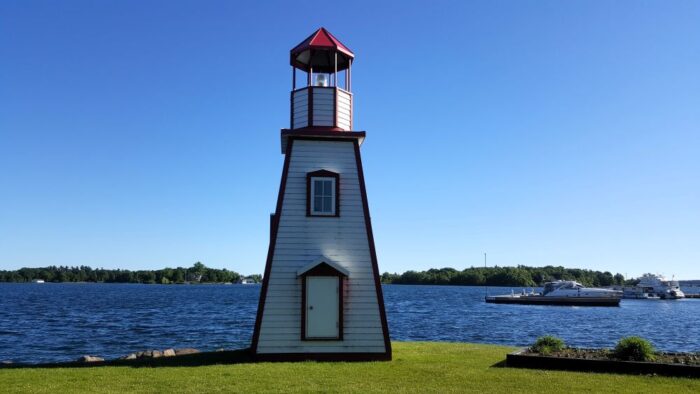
top-left (291, 27), bottom-right (354, 58)
top-left (290, 28), bottom-right (354, 73)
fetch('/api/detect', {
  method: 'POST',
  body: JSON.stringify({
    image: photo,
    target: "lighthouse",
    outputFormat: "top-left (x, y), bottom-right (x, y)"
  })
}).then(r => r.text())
top-left (250, 28), bottom-right (391, 361)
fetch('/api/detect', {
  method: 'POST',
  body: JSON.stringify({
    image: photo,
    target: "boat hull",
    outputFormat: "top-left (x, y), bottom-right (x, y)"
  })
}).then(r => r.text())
top-left (485, 295), bottom-right (621, 306)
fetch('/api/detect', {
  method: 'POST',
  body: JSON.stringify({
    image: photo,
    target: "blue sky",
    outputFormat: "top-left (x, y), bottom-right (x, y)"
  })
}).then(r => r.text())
top-left (1, 1), bottom-right (698, 279)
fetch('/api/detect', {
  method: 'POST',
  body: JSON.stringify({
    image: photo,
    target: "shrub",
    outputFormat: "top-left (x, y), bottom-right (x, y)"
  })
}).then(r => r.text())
top-left (613, 336), bottom-right (656, 361)
top-left (531, 336), bottom-right (565, 355)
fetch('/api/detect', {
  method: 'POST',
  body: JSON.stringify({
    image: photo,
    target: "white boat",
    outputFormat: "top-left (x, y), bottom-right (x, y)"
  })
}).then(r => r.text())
top-left (31, 279), bottom-right (45, 283)
top-left (633, 274), bottom-right (685, 299)
top-left (621, 288), bottom-right (660, 299)
top-left (486, 280), bottom-right (622, 306)
top-left (542, 280), bottom-right (622, 298)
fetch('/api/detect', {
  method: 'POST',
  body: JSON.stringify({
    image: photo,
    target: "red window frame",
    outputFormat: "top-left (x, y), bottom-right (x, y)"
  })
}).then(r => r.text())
top-left (306, 170), bottom-right (340, 217)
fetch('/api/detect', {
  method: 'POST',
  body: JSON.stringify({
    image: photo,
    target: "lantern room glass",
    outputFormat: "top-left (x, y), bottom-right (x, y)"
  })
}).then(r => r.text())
top-left (292, 56), bottom-right (352, 91)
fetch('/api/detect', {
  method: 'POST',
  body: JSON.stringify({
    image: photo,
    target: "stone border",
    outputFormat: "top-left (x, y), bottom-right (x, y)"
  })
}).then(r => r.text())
top-left (506, 349), bottom-right (700, 378)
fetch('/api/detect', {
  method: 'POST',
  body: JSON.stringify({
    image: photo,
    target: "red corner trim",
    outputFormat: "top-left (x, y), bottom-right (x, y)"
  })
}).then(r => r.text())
top-left (353, 140), bottom-right (392, 358)
top-left (307, 86), bottom-right (313, 127)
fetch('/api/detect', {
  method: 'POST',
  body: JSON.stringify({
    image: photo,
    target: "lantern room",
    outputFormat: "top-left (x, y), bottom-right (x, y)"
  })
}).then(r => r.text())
top-left (290, 28), bottom-right (353, 131)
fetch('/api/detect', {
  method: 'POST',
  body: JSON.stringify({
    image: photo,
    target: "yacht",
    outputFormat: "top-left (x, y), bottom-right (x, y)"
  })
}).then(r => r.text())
top-left (621, 288), bottom-right (660, 299)
top-left (486, 280), bottom-right (622, 306)
top-left (634, 274), bottom-right (685, 299)
top-left (542, 280), bottom-right (622, 298)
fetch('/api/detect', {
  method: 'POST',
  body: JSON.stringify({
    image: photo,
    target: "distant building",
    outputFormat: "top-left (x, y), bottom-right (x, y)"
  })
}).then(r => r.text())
top-left (250, 28), bottom-right (391, 362)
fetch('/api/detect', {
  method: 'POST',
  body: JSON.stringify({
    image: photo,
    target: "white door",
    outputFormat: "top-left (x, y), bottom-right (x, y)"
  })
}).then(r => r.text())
top-left (306, 276), bottom-right (339, 339)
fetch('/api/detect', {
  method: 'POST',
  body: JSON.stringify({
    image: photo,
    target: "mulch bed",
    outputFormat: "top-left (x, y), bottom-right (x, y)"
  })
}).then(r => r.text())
top-left (507, 348), bottom-right (700, 377)
top-left (534, 347), bottom-right (700, 366)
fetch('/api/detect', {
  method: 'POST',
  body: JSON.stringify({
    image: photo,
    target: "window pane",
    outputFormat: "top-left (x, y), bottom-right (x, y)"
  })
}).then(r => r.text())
top-left (310, 177), bottom-right (336, 214)
top-left (314, 180), bottom-right (323, 198)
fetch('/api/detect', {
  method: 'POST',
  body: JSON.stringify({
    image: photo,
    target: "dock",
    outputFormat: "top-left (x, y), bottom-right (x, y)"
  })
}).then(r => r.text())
top-left (686, 294), bottom-right (700, 299)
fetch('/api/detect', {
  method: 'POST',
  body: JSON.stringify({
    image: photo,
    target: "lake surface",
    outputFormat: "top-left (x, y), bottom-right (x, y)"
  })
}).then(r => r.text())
top-left (1, 283), bottom-right (699, 364)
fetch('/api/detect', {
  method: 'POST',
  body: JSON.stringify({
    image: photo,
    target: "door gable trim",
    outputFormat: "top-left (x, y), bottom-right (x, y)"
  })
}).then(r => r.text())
top-left (297, 256), bottom-right (349, 277)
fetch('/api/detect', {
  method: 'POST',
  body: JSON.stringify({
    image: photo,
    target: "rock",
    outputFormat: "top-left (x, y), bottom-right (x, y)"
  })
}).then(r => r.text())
top-left (216, 348), bottom-right (225, 352)
top-left (1, 360), bottom-right (13, 365)
top-left (174, 348), bottom-right (199, 356)
top-left (120, 348), bottom-right (200, 359)
top-left (78, 355), bottom-right (104, 363)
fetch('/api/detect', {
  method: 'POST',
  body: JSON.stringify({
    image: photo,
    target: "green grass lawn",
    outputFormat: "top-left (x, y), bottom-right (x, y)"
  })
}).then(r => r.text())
top-left (1, 342), bottom-right (698, 393)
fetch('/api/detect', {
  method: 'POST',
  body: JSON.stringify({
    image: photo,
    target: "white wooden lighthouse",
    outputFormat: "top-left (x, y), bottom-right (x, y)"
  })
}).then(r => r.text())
top-left (250, 28), bottom-right (391, 361)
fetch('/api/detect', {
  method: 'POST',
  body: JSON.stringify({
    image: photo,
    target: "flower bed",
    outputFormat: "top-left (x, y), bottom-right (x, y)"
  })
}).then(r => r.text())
top-left (507, 338), bottom-right (700, 378)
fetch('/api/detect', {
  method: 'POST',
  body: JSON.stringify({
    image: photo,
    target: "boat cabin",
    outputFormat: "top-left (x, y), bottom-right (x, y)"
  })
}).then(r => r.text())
top-left (543, 281), bottom-right (583, 295)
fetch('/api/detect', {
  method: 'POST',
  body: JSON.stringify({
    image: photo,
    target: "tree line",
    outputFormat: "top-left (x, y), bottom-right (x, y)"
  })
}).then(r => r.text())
top-left (2, 262), bottom-right (633, 287)
top-left (381, 266), bottom-right (630, 287)
top-left (0, 262), bottom-right (261, 284)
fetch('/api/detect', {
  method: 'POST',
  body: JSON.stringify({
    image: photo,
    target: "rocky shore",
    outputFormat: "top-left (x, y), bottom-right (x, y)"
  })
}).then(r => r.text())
top-left (76, 348), bottom-right (203, 363)
top-left (1, 348), bottom-right (206, 366)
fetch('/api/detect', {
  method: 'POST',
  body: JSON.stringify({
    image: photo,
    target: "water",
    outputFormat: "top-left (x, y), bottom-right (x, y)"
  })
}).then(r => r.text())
top-left (1, 283), bottom-right (698, 364)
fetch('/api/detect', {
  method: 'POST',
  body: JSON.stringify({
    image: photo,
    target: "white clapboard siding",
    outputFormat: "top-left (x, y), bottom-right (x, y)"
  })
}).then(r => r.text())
top-left (260, 327), bottom-right (385, 336)
top-left (336, 89), bottom-right (352, 130)
top-left (292, 89), bottom-right (308, 129)
top-left (270, 266), bottom-right (375, 274)
top-left (261, 319), bottom-right (381, 329)
top-left (257, 139), bottom-right (386, 354)
top-left (311, 88), bottom-right (335, 127)
top-left (290, 87), bottom-right (353, 130)
top-left (265, 289), bottom-right (376, 298)
top-left (265, 283), bottom-right (376, 292)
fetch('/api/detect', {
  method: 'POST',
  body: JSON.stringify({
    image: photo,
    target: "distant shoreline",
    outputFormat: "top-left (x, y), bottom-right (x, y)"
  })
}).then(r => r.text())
top-left (380, 267), bottom-right (699, 287)
top-left (0, 262), bottom-right (261, 285)
top-left (3, 264), bottom-right (697, 287)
